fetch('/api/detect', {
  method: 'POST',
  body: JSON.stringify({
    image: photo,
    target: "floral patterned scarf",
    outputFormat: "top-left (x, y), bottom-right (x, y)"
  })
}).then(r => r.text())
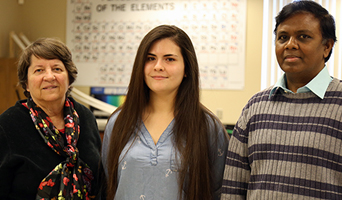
top-left (24, 97), bottom-right (94, 200)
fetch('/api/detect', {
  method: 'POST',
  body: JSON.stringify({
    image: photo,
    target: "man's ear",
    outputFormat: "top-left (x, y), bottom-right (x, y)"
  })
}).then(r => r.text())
top-left (323, 39), bottom-right (334, 59)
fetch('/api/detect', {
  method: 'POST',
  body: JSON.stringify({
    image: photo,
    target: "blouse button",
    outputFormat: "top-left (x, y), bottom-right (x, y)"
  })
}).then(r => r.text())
top-left (150, 148), bottom-right (158, 165)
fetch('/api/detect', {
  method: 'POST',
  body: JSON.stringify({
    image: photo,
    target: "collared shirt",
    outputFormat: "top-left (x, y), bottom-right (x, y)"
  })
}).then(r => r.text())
top-left (101, 111), bottom-right (228, 200)
top-left (269, 66), bottom-right (332, 99)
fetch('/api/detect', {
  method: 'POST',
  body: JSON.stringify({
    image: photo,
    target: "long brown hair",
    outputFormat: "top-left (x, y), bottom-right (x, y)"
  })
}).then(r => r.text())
top-left (106, 25), bottom-right (221, 199)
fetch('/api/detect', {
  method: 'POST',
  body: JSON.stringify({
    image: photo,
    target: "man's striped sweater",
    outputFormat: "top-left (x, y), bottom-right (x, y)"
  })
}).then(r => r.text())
top-left (221, 78), bottom-right (342, 200)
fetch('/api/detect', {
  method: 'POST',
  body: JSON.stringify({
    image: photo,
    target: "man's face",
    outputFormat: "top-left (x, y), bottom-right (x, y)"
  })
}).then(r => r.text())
top-left (275, 12), bottom-right (333, 83)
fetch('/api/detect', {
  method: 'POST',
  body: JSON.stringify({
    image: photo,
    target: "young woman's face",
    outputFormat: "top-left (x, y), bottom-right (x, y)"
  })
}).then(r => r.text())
top-left (26, 55), bottom-right (69, 106)
top-left (144, 38), bottom-right (185, 96)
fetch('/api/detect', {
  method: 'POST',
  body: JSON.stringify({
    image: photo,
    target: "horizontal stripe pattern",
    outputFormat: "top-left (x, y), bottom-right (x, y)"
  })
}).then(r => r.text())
top-left (221, 78), bottom-right (342, 200)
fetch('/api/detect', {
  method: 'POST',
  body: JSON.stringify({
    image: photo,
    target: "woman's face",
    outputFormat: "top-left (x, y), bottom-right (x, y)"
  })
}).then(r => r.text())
top-left (26, 55), bottom-right (69, 107)
top-left (144, 38), bottom-right (185, 97)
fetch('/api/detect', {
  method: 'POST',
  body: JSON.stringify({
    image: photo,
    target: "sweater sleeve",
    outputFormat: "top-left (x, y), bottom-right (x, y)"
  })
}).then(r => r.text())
top-left (0, 124), bottom-right (13, 199)
top-left (221, 109), bottom-right (251, 200)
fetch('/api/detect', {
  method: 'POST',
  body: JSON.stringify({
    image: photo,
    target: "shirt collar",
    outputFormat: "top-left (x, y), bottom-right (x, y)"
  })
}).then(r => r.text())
top-left (269, 66), bottom-right (332, 99)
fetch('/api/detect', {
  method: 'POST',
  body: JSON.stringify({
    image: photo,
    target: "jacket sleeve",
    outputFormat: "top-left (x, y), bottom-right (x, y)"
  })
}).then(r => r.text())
top-left (209, 118), bottom-right (229, 200)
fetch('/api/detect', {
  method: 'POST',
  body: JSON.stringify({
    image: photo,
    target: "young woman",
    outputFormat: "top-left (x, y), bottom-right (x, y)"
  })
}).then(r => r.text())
top-left (102, 25), bottom-right (229, 200)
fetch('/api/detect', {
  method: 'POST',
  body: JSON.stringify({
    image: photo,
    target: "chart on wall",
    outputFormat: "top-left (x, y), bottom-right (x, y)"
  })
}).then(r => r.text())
top-left (66, 0), bottom-right (246, 91)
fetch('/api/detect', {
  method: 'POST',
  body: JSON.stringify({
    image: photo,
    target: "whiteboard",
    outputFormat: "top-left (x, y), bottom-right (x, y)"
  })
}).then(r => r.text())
top-left (66, 0), bottom-right (246, 90)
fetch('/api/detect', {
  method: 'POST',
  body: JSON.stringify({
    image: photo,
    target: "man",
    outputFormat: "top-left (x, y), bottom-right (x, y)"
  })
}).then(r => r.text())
top-left (221, 1), bottom-right (341, 199)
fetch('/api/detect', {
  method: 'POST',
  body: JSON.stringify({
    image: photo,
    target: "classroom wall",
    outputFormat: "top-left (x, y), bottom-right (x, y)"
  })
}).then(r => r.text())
top-left (0, 0), bottom-right (263, 125)
top-left (201, 0), bottom-right (262, 124)
top-left (0, 0), bottom-right (23, 58)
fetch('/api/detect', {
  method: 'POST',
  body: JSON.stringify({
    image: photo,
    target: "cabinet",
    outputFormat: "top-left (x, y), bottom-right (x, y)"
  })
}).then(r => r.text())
top-left (0, 58), bottom-right (24, 114)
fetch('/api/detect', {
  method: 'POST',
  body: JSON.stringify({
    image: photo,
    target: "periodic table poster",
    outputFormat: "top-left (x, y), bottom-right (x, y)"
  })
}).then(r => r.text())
top-left (66, 0), bottom-right (246, 92)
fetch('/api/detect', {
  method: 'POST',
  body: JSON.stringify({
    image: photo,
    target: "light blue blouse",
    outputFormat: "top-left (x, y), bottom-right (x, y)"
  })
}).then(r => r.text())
top-left (102, 111), bottom-right (228, 200)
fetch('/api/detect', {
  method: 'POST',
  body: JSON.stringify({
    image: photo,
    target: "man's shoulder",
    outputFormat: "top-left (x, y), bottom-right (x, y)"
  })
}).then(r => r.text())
top-left (247, 86), bottom-right (273, 104)
top-left (330, 77), bottom-right (342, 87)
top-left (326, 78), bottom-right (342, 95)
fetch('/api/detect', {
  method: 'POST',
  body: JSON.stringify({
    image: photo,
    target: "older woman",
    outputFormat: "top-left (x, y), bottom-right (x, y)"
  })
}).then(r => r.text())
top-left (0, 38), bottom-right (102, 199)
